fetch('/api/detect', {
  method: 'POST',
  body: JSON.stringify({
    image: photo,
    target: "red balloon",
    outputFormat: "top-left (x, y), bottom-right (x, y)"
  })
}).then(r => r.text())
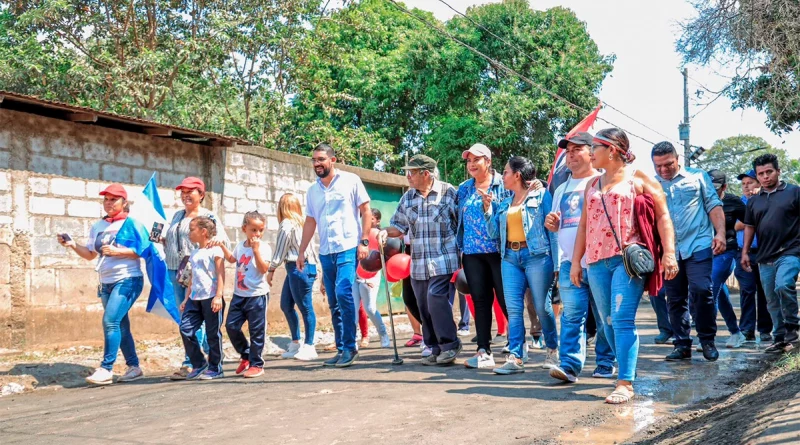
top-left (386, 253), bottom-right (411, 282)
top-left (368, 228), bottom-right (380, 250)
top-left (357, 263), bottom-right (378, 279)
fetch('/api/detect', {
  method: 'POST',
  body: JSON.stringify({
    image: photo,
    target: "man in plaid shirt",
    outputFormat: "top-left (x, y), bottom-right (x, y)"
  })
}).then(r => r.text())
top-left (379, 154), bottom-right (463, 365)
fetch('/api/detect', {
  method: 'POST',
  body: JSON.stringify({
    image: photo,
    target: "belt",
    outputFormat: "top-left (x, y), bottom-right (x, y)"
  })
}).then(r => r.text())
top-left (506, 241), bottom-right (527, 251)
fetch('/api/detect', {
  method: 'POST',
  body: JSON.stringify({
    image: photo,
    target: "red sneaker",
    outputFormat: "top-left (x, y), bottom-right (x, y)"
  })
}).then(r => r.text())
top-left (243, 366), bottom-right (264, 378)
top-left (405, 334), bottom-right (423, 347)
top-left (235, 359), bottom-right (250, 375)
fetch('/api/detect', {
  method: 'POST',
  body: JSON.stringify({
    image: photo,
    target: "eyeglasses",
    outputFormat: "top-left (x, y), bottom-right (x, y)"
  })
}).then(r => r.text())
top-left (590, 143), bottom-right (609, 152)
top-left (311, 157), bottom-right (329, 165)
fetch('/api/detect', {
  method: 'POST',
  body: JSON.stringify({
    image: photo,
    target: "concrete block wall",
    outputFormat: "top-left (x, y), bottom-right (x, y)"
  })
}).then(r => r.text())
top-left (0, 108), bottom-right (407, 349)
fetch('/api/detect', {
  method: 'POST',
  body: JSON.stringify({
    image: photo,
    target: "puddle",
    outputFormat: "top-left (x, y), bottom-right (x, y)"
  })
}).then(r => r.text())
top-left (558, 398), bottom-right (663, 444)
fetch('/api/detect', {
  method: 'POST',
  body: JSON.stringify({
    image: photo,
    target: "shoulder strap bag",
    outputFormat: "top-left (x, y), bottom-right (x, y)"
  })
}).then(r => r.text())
top-left (598, 178), bottom-right (654, 279)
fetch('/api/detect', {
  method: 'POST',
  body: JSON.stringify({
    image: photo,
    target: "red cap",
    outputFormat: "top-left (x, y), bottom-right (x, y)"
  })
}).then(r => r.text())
top-left (175, 176), bottom-right (205, 193)
top-left (99, 184), bottom-right (128, 200)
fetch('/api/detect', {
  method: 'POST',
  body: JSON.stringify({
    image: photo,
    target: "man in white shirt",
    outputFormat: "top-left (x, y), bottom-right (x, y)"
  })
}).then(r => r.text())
top-left (544, 132), bottom-right (616, 383)
top-left (298, 143), bottom-right (372, 368)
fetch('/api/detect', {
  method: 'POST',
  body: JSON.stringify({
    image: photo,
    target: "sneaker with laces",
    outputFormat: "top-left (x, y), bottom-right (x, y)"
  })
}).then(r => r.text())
top-left (119, 366), bottom-right (143, 383)
top-left (380, 334), bottom-right (391, 348)
top-left (494, 355), bottom-right (525, 375)
top-left (197, 369), bottom-right (224, 380)
top-left (592, 365), bottom-right (616, 378)
top-left (726, 332), bottom-right (745, 348)
top-left (529, 336), bottom-right (544, 350)
top-left (436, 343), bottom-right (462, 364)
top-left (702, 342), bottom-right (719, 361)
top-left (294, 344), bottom-right (318, 361)
top-left (85, 368), bottom-right (114, 385)
top-left (282, 342), bottom-right (301, 359)
top-left (549, 366), bottom-right (577, 383)
top-left (464, 349), bottom-right (495, 369)
top-left (186, 364), bottom-right (209, 380)
top-left (235, 359), bottom-right (250, 375)
top-left (543, 348), bottom-right (559, 369)
top-left (243, 366), bottom-right (264, 378)
top-left (421, 346), bottom-right (433, 357)
top-left (458, 328), bottom-right (471, 337)
top-left (421, 354), bottom-right (439, 366)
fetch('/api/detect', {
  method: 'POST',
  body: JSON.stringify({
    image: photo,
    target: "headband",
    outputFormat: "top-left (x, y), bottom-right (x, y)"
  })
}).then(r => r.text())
top-left (593, 135), bottom-right (636, 164)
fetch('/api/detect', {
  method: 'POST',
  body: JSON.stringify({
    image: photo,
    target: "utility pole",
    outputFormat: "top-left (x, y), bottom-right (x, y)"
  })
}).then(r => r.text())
top-left (679, 68), bottom-right (691, 166)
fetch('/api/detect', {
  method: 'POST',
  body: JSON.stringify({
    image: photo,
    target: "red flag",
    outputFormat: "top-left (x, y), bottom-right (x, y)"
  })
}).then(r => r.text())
top-left (547, 103), bottom-right (603, 188)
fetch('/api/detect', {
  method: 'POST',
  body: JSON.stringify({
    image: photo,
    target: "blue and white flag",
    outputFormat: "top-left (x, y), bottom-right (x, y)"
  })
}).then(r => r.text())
top-left (115, 173), bottom-right (180, 324)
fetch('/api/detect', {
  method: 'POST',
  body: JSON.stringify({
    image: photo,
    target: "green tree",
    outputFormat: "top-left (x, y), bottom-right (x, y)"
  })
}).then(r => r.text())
top-left (678, 1), bottom-right (800, 134)
top-left (693, 135), bottom-right (800, 195)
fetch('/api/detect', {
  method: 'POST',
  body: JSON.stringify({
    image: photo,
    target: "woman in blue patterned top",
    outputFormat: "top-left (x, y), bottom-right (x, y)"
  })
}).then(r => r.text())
top-left (457, 143), bottom-right (512, 370)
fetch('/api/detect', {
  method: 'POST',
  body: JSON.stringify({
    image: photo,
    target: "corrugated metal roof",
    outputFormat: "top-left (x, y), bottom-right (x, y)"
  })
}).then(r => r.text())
top-left (0, 90), bottom-right (247, 146)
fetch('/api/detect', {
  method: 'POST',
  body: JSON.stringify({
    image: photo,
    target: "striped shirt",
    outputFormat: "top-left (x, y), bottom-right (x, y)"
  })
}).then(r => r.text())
top-left (390, 179), bottom-right (459, 281)
top-left (164, 208), bottom-right (229, 270)
top-left (269, 219), bottom-right (318, 271)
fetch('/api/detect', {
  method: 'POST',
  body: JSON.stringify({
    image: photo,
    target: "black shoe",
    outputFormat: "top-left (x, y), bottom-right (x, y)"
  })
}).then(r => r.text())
top-left (743, 331), bottom-right (756, 342)
top-left (323, 353), bottom-right (342, 367)
top-left (765, 341), bottom-right (793, 354)
top-left (702, 342), bottom-right (719, 361)
top-left (785, 330), bottom-right (799, 344)
top-left (335, 349), bottom-right (359, 368)
top-left (760, 333), bottom-right (773, 343)
top-left (665, 347), bottom-right (692, 361)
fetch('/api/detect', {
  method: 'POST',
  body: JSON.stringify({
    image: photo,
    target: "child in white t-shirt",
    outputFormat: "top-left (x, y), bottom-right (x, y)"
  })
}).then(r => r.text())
top-left (179, 216), bottom-right (225, 380)
top-left (215, 211), bottom-right (272, 378)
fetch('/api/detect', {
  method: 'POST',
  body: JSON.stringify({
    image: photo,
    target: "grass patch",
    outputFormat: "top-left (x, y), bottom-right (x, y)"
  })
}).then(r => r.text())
top-left (776, 351), bottom-right (800, 370)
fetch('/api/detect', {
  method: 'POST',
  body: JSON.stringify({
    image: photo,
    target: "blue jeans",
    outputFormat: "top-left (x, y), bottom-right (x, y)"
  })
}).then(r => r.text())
top-left (712, 250), bottom-right (740, 334)
top-left (98, 276), bottom-right (144, 371)
top-left (650, 287), bottom-right (673, 337)
top-left (735, 253), bottom-right (773, 335)
top-left (758, 255), bottom-right (800, 342)
top-left (501, 248), bottom-right (556, 358)
top-left (320, 248), bottom-right (358, 352)
top-left (170, 269), bottom-right (208, 367)
top-left (558, 261), bottom-right (615, 374)
top-left (280, 262), bottom-right (318, 345)
top-left (587, 256), bottom-right (644, 382)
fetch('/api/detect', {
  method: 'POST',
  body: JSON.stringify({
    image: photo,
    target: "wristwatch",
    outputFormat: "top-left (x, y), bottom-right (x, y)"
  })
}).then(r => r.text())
top-left (359, 238), bottom-right (370, 247)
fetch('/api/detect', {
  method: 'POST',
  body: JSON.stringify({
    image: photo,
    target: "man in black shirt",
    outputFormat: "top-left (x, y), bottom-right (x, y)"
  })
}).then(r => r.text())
top-left (742, 154), bottom-right (800, 353)
top-left (707, 170), bottom-right (747, 349)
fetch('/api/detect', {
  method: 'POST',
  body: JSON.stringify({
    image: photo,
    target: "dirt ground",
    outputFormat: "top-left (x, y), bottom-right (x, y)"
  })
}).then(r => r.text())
top-left (0, 297), bottom-right (790, 445)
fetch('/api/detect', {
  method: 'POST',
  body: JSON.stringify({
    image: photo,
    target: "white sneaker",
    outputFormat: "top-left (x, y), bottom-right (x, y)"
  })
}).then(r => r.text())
top-left (85, 367), bottom-right (114, 385)
top-left (293, 344), bottom-right (318, 361)
top-left (281, 342), bottom-right (301, 359)
top-left (457, 328), bottom-right (471, 337)
top-left (421, 346), bottom-right (433, 357)
top-left (726, 332), bottom-right (745, 348)
top-left (543, 348), bottom-right (559, 369)
top-left (380, 334), bottom-right (391, 348)
top-left (464, 348), bottom-right (495, 369)
top-left (119, 366), bottom-right (143, 383)
top-left (493, 355), bottom-right (525, 375)
top-left (522, 343), bottom-right (530, 364)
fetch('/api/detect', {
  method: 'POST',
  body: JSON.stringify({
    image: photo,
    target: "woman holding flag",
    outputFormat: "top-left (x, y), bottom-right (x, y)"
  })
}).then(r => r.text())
top-left (57, 184), bottom-right (145, 386)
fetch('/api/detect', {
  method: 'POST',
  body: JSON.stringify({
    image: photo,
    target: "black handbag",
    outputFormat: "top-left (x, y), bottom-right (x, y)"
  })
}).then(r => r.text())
top-left (598, 179), bottom-right (654, 279)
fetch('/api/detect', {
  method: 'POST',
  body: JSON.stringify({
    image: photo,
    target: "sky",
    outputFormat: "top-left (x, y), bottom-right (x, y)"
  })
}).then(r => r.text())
top-left (399, 0), bottom-right (800, 175)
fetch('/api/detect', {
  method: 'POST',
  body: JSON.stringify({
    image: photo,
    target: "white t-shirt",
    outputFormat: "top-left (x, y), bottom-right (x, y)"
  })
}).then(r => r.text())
top-left (189, 246), bottom-right (224, 301)
top-left (233, 241), bottom-right (272, 297)
top-left (87, 219), bottom-right (143, 284)
top-left (552, 174), bottom-right (599, 268)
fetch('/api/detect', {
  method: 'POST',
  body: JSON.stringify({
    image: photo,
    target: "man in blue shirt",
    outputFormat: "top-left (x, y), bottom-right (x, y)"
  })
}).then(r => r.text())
top-left (298, 143), bottom-right (372, 368)
top-left (652, 142), bottom-right (725, 362)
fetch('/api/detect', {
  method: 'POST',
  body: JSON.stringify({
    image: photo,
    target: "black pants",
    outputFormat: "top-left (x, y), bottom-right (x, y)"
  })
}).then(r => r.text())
top-left (664, 247), bottom-right (717, 348)
top-left (181, 298), bottom-right (226, 372)
top-left (226, 295), bottom-right (267, 367)
top-left (402, 245), bottom-right (422, 323)
top-left (411, 275), bottom-right (461, 355)
top-left (462, 252), bottom-right (506, 353)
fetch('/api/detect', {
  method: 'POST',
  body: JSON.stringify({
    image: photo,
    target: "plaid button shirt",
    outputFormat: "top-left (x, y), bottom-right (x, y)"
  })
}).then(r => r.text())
top-left (390, 179), bottom-right (459, 281)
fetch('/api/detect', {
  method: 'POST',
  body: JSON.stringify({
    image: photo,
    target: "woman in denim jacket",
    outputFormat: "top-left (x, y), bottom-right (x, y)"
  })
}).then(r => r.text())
top-left (484, 156), bottom-right (559, 375)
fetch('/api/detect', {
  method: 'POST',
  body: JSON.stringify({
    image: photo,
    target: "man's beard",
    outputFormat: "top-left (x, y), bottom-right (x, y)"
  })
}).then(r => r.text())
top-left (315, 165), bottom-right (331, 178)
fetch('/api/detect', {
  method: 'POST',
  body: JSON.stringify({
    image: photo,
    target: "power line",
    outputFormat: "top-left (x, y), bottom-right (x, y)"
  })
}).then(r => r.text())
top-left (385, 0), bottom-right (659, 146)
top-left (433, 0), bottom-right (681, 146)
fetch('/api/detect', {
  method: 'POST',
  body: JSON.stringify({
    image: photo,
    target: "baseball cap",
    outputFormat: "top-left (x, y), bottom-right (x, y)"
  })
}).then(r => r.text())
top-left (99, 184), bottom-right (128, 200)
top-left (401, 154), bottom-right (437, 171)
top-left (707, 169), bottom-right (726, 189)
top-left (737, 169), bottom-right (757, 181)
top-left (558, 132), bottom-right (594, 149)
top-left (462, 143), bottom-right (492, 160)
top-left (175, 176), bottom-right (206, 193)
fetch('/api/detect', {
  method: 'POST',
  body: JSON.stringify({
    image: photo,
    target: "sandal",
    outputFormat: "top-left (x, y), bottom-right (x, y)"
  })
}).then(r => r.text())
top-left (605, 385), bottom-right (634, 404)
top-left (405, 334), bottom-right (423, 347)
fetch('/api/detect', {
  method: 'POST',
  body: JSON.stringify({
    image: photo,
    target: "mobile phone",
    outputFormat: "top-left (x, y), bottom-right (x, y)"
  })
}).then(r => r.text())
top-left (59, 233), bottom-right (72, 242)
top-left (149, 222), bottom-right (164, 242)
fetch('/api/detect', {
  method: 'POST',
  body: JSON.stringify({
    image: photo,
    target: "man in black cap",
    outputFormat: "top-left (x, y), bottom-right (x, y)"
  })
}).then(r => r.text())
top-left (733, 169), bottom-right (773, 343)
top-left (378, 154), bottom-right (463, 365)
top-left (707, 169), bottom-right (747, 349)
